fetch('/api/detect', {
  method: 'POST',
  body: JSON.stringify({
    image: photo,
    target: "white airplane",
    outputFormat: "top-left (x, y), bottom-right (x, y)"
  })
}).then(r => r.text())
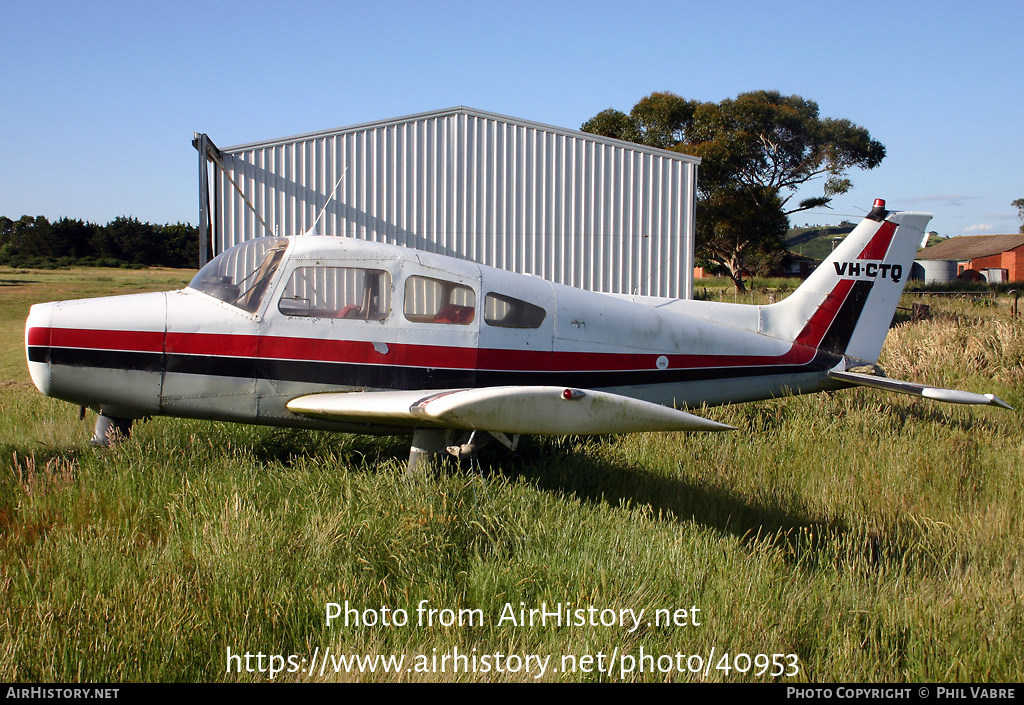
top-left (25, 199), bottom-right (1010, 469)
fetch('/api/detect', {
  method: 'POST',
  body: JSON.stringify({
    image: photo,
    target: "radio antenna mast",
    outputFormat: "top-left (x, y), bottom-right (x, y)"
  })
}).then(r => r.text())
top-left (310, 168), bottom-right (348, 235)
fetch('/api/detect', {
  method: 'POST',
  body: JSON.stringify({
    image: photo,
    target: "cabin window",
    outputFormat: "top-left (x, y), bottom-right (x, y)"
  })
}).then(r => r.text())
top-left (403, 276), bottom-right (476, 325)
top-left (189, 237), bottom-right (290, 313)
top-left (484, 292), bottom-right (547, 329)
top-left (278, 266), bottom-right (391, 320)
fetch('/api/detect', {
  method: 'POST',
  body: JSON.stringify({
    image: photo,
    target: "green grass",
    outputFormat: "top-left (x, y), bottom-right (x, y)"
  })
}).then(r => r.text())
top-left (1, 267), bottom-right (1022, 682)
top-left (0, 267), bottom-right (194, 383)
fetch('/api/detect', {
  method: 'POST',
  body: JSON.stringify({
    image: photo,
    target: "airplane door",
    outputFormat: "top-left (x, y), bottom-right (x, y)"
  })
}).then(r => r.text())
top-left (255, 259), bottom-right (400, 422)
top-left (392, 261), bottom-right (481, 388)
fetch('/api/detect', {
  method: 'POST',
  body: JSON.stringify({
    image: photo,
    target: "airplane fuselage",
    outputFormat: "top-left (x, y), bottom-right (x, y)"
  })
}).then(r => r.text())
top-left (25, 234), bottom-right (839, 437)
top-left (26, 203), bottom-right (1011, 465)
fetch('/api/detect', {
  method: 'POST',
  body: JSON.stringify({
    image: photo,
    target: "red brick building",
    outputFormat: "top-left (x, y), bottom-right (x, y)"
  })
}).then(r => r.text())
top-left (915, 234), bottom-right (1024, 282)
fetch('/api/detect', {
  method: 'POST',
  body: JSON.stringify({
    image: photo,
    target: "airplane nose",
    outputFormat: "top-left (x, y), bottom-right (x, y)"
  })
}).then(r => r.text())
top-left (25, 292), bottom-right (167, 418)
top-left (26, 301), bottom-right (56, 396)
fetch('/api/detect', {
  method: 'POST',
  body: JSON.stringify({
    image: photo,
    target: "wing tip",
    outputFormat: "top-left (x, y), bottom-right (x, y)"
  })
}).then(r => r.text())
top-left (987, 394), bottom-right (1014, 411)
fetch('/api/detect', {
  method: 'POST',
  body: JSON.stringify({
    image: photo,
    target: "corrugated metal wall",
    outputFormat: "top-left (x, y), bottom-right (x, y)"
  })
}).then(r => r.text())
top-left (207, 107), bottom-right (699, 298)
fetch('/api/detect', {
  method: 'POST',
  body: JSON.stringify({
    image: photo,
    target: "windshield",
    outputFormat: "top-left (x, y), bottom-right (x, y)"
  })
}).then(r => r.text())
top-left (189, 237), bottom-right (290, 313)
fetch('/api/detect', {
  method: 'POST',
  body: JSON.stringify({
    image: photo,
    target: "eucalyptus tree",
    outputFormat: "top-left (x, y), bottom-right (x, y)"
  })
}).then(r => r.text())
top-left (583, 91), bottom-right (885, 290)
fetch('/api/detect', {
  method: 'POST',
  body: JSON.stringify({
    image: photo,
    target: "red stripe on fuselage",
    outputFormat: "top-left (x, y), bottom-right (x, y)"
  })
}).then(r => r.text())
top-left (40, 327), bottom-right (164, 352)
top-left (31, 327), bottom-right (821, 373)
top-left (479, 346), bottom-right (818, 371)
top-left (26, 326), bottom-right (51, 347)
top-left (166, 331), bottom-right (259, 358)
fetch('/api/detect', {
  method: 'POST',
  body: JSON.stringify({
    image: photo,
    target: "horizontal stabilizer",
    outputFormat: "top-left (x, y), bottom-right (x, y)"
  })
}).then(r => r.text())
top-left (287, 386), bottom-right (735, 434)
top-left (828, 371), bottom-right (1013, 409)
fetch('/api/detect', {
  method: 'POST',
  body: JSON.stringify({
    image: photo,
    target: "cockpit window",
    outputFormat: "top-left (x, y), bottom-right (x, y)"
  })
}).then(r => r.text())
top-left (279, 266), bottom-right (391, 320)
top-left (189, 238), bottom-right (290, 313)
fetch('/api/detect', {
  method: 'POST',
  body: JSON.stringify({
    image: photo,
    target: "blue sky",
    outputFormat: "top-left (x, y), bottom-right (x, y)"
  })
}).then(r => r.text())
top-left (2, 0), bottom-right (1021, 237)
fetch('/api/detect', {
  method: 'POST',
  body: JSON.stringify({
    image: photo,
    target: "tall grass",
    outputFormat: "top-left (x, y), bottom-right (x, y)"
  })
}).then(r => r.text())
top-left (0, 270), bottom-right (1022, 681)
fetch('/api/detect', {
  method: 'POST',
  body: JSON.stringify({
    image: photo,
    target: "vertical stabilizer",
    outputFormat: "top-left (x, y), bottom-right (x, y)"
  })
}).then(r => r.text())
top-left (762, 201), bottom-right (932, 364)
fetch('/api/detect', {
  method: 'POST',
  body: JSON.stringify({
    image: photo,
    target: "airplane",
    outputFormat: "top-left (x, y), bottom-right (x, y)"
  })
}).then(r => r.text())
top-left (24, 199), bottom-right (1011, 470)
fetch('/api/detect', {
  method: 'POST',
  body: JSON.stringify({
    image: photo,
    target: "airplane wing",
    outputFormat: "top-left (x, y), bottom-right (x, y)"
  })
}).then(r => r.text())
top-left (827, 370), bottom-right (1013, 409)
top-left (286, 386), bottom-right (735, 435)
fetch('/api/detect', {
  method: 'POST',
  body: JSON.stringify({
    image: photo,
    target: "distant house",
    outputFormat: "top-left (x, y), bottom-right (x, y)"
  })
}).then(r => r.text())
top-left (776, 252), bottom-right (817, 279)
top-left (914, 234), bottom-right (1024, 283)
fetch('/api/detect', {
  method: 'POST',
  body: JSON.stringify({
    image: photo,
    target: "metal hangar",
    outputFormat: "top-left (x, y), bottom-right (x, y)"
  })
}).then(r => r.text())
top-left (194, 106), bottom-right (700, 298)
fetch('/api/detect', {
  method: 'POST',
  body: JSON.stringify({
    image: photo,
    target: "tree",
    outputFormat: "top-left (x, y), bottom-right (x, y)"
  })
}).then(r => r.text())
top-left (2, 215), bottom-right (54, 261)
top-left (582, 92), bottom-right (697, 149)
top-left (93, 216), bottom-right (160, 265)
top-left (0, 214), bottom-right (198, 267)
top-left (696, 186), bottom-right (790, 287)
top-left (582, 91), bottom-right (886, 290)
top-left (158, 222), bottom-right (200, 268)
top-left (1013, 198), bottom-right (1024, 234)
top-left (51, 218), bottom-right (97, 259)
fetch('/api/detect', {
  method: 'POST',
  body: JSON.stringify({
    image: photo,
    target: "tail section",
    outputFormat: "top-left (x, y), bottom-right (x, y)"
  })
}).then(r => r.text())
top-left (762, 200), bottom-right (931, 364)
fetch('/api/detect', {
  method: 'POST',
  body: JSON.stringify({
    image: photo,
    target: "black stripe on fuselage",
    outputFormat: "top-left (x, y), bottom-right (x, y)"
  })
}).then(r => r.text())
top-left (30, 345), bottom-right (842, 389)
top-left (30, 346), bottom-right (161, 372)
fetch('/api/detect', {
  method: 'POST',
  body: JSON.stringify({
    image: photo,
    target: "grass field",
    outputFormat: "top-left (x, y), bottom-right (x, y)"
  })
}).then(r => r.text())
top-left (1, 268), bottom-right (1021, 682)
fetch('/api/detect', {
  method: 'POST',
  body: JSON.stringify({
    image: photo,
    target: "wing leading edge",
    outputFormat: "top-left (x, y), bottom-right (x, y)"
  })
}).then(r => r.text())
top-left (286, 386), bottom-right (735, 435)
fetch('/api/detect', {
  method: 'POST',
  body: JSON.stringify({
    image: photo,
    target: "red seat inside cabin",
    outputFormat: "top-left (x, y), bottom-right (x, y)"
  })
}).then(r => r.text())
top-left (434, 304), bottom-right (474, 324)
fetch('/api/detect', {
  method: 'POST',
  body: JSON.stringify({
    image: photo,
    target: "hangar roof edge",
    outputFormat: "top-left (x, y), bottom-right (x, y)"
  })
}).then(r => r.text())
top-left (216, 105), bottom-right (701, 165)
